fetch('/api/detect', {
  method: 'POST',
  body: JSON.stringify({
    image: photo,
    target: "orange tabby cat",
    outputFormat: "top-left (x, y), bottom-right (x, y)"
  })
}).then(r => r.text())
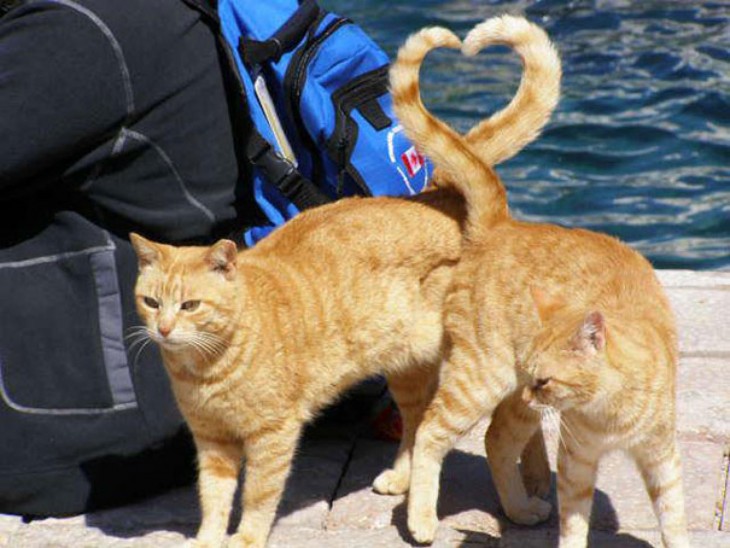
top-left (391, 16), bottom-right (690, 548)
top-left (130, 16), bottom-right (560, 548)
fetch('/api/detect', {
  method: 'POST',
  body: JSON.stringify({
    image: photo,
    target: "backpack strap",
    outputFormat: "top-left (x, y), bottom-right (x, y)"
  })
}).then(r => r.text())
top-left (182, 0), bottom-right (330, 211)
top-left (239, 0), bottom-right (320, 65)
top-left (247, 131), bottom-right (329, 209)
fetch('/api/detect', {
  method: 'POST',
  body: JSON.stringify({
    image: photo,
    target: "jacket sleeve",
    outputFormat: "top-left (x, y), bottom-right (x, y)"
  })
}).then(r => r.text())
top-left (0, 2), bottom-right (128, 200)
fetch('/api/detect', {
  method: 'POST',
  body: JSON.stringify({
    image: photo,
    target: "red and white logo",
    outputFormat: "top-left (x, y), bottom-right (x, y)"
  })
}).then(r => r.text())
top-left (400, 146), bottom-right (425, 178)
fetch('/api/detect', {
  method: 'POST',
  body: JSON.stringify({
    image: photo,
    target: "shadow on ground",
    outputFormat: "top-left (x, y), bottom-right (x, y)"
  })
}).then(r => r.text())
top-left (338, 439), bottom-right (652, 547)
top-left (83, 401), bottom-right (652, 547)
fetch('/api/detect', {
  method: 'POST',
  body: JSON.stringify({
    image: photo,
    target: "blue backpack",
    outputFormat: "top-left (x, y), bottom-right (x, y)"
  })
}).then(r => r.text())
top-left (184, 0), bottom-right (432, 245)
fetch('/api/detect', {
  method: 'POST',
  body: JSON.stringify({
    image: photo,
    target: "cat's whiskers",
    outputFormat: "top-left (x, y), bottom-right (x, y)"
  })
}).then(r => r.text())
top-left (189, 341), bottom-right (212, 361)
top-left (191, 332), bottom-right (225, 356)
top-left (169, 328), bottom-right (228, 361)
top-left (124, 326), bottom-right (155, 362)
top-left (125, 335), bottom-right (148, 351)
top-left (124, 325), bottom-right (150, 339)
top-left (131, 339), bottom-right (153, 370)
top-left (195, 340), bottom-right (221, 359)
top-left (558, 411), bottom-right (581, 448)
top-left (546, 408), bottom-right (567, 450)
top-left (541, 406), bottom-right (580, 451)
top-left (194, 331), bottom-right (227, 354)
top-left (541, 407), bottom-right (563, 448)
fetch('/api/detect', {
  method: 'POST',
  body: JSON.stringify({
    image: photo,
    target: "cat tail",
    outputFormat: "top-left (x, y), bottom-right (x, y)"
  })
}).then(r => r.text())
top-left (390, 27), bottom-right (509, 234)
top-left (463, 15), bottom-right (562, 166)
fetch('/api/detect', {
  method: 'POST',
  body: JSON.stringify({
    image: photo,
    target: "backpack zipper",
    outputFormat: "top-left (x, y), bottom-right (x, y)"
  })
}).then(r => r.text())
top-left (328, 66), bottom-right (390, 195)
top-left (283, 15), bottom-right (352, 185)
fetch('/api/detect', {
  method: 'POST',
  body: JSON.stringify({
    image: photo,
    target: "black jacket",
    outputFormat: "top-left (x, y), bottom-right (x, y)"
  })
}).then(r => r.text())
top-left (0, 0), bottom-right (251, 515)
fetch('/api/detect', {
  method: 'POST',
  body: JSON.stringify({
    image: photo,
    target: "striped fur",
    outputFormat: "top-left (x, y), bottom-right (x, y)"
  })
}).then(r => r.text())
top-left (390, 26), bottom-right (508, 236)
top-left (390, 15), bottom-right (562, 235)
top-left (462, 15), bottom-right (561, 166)
top-left (131, 199), bottom-right (463, 547)
top-left (130, 197), bottom-right (464, 548)
top-left (130, 192), bottom-right (542, 547)
top-left (127, 15), bottom-right (567, 548)
top-left (395, 18), bottom-right (690, 548)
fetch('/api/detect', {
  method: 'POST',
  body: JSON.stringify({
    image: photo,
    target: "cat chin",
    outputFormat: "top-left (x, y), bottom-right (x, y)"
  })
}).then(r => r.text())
top-left (153, 337), bottom-right (189, 351)
top-left (526, 400), bottom-right (552, 412)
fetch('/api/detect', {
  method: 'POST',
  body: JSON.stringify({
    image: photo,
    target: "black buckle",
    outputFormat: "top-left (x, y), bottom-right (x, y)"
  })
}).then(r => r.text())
top-left (240, 38), bottom-right (284, 66)
top-left (238, 0), bottom-right (320, 66)
top-left (251, 142), bottom-right (296, 186)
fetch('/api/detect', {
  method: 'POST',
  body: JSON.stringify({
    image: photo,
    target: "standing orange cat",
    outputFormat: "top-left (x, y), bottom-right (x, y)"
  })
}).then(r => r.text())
top-left (129, 16), bottom-right (561, 548)
top-left (391, 16), bottom-right (690, 548)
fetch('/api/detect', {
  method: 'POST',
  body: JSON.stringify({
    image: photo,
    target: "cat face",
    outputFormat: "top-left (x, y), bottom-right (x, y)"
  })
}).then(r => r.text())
top-left (522, 288), bottom-right (608, 411)
top-left (130, 234), bottom-right (238, 354)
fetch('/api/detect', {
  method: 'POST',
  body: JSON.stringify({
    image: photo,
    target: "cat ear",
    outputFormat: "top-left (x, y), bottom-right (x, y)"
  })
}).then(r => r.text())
top-left (573, 311), bottom-right (607, 354)
top-left (530, 286), bottom-right (566, 323)
top-left (206, 239), bottom-right (237, 280)
top-left (129, 233), bottom-right (161, 269)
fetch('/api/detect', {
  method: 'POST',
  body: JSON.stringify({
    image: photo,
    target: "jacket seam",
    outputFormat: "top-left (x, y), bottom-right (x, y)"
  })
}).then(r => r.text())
top-left (37, 0), bottom-right (137, 191)
top-left (0, 242), bottom-right (115, 269)
top-left (123, 128), bottom-right (217, 223)
top-left (47, 0), bottom-right (135, 119)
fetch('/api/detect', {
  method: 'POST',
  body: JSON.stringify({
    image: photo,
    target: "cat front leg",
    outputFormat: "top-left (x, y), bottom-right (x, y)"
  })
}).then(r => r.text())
top-left (192, 436), bottom-right (242, 548)
top-left (485, 391), bottom-right (552, 525)
top-left (556, 423), bottom-right (600, 548)
top-left (632, 437), bottom-right (690, 548)
top-left (373, 367), bottom-right (437, 496)
top-left (229, 422), bottom-right (301, 548)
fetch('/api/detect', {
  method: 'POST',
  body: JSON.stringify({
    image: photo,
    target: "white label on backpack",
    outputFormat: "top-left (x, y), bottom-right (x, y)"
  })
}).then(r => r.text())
top-left (254, 75), bottom-right (298, 167)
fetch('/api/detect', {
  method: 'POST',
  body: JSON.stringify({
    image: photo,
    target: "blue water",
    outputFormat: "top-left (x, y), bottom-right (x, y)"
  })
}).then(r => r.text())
top-left (322, 0), bottom-right (730, 270)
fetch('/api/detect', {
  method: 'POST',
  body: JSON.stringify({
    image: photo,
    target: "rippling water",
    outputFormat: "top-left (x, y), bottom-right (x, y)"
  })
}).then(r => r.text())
top-left (322, 0), bottom-right (730, 269)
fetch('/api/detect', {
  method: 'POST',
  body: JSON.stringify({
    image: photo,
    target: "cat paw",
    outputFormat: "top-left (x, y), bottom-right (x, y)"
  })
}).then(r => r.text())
top-left (408, 509), bottom-right (438, 544)
top-left (186, 535), bottom-right (228, 548)
top-left (185, 540), bottom-right (217, 548)
top-left (505, 496), bottom-right (552, 526)
top-left (373, 469), bottom-right (409, 495)
top-left (558, 534), bottom-right (589, 548)
top-left (522, 467), bottom-right (552, 499)
top-left (227, 532), bottom-right (264, 548)
top-left (662, 536), bottom-right (691, 548)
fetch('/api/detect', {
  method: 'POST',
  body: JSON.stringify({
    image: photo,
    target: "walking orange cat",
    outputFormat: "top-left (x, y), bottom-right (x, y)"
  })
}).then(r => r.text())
top-left (391, 15), bottom-right (690, 548)
top-left (129, 15), bottom-right (561, 548)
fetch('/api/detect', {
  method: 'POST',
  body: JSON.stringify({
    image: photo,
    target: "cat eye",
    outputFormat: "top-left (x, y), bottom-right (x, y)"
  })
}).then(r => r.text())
top-left (181, 300), bottom-right (201, 312)
top-left (143, 297), bottom-right (160, 309)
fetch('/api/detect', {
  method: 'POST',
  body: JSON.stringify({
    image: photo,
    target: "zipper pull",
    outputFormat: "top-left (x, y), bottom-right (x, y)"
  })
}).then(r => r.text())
top-left (336, 168), bottom-right (347, 197)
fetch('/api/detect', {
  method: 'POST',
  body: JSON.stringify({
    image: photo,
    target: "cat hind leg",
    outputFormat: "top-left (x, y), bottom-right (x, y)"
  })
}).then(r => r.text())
top-left (633, 437), bottom-right (690, 548)
top-left (408, 350), bottom-right (516, 544)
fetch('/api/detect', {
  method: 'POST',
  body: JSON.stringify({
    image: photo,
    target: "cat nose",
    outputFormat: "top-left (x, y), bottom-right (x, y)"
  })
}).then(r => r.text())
top-left (158, 324), bottom-right (172, 338)
top-left (533, 377), bottom-right (551, 390)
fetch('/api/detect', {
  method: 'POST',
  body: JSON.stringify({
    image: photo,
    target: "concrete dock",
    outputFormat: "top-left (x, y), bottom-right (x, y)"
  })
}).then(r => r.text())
top-left (1, 269), bottom-right (728, 547)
